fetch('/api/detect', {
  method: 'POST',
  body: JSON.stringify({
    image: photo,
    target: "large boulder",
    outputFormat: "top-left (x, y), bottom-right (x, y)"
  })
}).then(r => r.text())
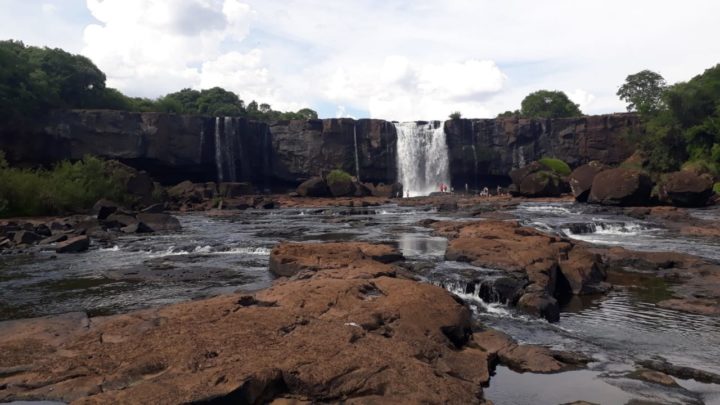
top-left (558, 249), bottom-right (609, 295)
top-left (296, 177), bottom-right (330, 197)
top-left (55, 235), bottom-right (90, 253)
top-left (588, 168), bottom-right (653, 206)
top-left (13, 230), bottom-right (43, 245)
top-left (659, 171), bottom-right (714, 207)
top-left (136, 213), bottom-right (182, 232)
top-left (104, 160), bottom-right (157, 206)
top-left (569, 161), bottom-right (607, 202)
top-left (327, 176), bottom-right (356, 197)
top-left (433, 220), bottom-right (606, 322)
top-left (371, 182), bottom-right (403, 198)
top-left (509, 161), bottom-right (566, 197)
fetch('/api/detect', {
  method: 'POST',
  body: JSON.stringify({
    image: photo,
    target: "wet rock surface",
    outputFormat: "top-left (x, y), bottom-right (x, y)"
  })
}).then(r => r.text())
top-left (430, 220), bottom-right (608, 321)
top-left (0, 242), bottom-right (498, 404)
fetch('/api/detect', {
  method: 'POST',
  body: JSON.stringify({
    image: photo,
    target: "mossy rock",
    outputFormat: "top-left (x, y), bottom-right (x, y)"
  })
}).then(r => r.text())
top-left (326, 170), bottom-right (355, 197)
top-left (538, 158), bottom-right (571, 176)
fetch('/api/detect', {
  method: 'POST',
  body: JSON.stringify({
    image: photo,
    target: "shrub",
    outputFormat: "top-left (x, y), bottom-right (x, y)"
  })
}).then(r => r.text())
top-left (326, 169), bottom-right (353, 186)
top-left (449, 111), bottom-right (462, 120)
top-left (0, 154), bottom-right (129, 217)
top-left (681, 159), bottom-right (719, 177)
top-left (538, 158), bottom-right (571, 176)
top-left (714, 183), bottom-right (720, 195)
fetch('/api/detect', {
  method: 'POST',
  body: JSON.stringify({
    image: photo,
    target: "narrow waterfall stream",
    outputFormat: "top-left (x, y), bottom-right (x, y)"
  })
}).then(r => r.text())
top-left (214, 117), bottom-right (224, 182)
top-left (394, 121), bottom-right (450, 196)
top-left (353, 123), bottom-right (361, 181)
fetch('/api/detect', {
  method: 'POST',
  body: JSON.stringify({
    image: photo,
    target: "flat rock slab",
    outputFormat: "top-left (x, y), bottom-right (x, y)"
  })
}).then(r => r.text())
top-left (0, 241), bottom-right (499, 404)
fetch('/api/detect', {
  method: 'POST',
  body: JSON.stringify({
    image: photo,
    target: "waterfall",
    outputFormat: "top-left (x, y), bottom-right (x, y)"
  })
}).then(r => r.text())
top-left (199, 126), bottom-right (205, 162)
top-left (223, 117), bottom-right (238, 182)
top-left (214, 117), bottom-right (224, 182)
top-left (394, 121), bottom-right (450, 197)
top-left (353, 123), bottom-right (361, 182)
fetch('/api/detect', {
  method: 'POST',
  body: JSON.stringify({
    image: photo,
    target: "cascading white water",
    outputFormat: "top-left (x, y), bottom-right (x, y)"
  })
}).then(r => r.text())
top-left (353, 124), bottom-right (361, 181)
top-left (223, 117), bottom-right (238, 182)
top-left (199, 126), bottom-right (205, 162)
top-left (394, 121), bottom-right (450, 197)
top-left (214, 117), bottom-right (224, 182)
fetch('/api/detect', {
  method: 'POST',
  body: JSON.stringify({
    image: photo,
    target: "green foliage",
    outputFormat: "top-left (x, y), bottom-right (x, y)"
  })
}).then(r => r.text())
top-left (520, 90), bottom-right (582, 119)
top-left (0, 155), bottom-right (128, 217)
top-left (326, 169), bottom-right (353, 186)
top-left (538, 158), bottom-right (571, 176)
top-left (0, 40), bottom-right (120, 122)
top-left (0, 40), bottom-right (318, 124)
top-left (449, 111), bottom-right (462, 120)
top-left (640, 64), bottom-right (720, 173)
top-left (617, 70), bottom-right (667, 115)
top-left (714, 183), bottom-right (720, 194)
top-left (497, 110), bottom-right (520, 118)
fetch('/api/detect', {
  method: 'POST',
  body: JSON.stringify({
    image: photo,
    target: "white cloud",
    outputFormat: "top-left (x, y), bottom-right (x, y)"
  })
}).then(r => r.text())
top-left (568, 89), bottom-right (596, 113)
top-left (4, 0), bottom-right (717, 119)
top-left (323, 57), bottom-right (505, 121)
top-left (82, 0), bottom-right (257, 97)
top-left (41, 3), bottom-right (57, 14)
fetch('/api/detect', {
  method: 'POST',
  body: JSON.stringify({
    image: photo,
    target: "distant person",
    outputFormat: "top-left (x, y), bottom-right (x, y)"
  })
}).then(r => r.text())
top-left (497, 185), bottom-right (501, 196)
top-left (465, 183), bottom-right (469, 194)
top-left (406, 190), bottom-right (410, 198)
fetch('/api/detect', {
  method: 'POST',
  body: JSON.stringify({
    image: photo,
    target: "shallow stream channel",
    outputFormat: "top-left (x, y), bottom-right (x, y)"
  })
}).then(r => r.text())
top-left (1, 202), bottom-right (720, 404)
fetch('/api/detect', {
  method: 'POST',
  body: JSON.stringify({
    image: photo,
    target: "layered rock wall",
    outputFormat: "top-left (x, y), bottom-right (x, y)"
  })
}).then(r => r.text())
top-left (0, 110), bottom-right (640, 188)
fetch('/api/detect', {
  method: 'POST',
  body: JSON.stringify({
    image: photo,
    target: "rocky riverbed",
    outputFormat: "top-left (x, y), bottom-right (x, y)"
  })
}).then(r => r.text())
top-left (1, 195), bottom-right (720, 404)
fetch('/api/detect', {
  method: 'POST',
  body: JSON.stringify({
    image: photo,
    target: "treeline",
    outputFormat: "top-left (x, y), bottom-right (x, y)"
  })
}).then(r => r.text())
top-left (0, 40), bottom-right (317, 123)
top-left (618, 65), bottom-right (720, 176)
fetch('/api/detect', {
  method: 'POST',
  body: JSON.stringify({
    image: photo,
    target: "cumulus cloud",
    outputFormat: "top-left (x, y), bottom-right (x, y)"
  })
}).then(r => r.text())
top-left (82, 0), bottom-right (257, 97)
top-left (324, 57), bottom-right (505, 121)
top-left (3, 0), bottom-right (714, 118)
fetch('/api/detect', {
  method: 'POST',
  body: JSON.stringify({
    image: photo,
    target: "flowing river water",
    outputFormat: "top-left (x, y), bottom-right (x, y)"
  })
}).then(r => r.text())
top-left (1, 202), bottom-right (720, 404)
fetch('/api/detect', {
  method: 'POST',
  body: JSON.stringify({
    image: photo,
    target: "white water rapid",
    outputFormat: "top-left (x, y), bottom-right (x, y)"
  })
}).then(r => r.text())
top-left (394, 121), bottom-right (451, 197)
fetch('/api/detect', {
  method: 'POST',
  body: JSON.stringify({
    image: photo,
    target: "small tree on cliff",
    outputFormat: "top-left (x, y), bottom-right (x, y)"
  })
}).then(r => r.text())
top-left (520, 90), bottom-right (582, 118)
top-left (617, 70), bottom-right (667, 115)
top-left (449, 111), bottom-right (462, 120)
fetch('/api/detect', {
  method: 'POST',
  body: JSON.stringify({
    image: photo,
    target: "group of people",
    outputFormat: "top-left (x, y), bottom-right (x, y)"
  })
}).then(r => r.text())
top-left (438, 183), bottom-right (450, 193)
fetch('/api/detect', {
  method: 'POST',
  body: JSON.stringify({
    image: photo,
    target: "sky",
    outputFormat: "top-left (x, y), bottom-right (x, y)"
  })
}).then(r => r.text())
top-left (2, 0), bottom-right (719, 121)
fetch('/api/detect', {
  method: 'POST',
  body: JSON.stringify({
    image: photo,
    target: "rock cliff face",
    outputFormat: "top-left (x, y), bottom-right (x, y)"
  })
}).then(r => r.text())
top-left (0, 110), bottom-right (640, 188)
top-left (444, 114), bottom-right (641, 189)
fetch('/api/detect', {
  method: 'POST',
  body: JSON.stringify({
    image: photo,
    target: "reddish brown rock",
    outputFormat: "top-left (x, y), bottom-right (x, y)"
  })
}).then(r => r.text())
top-left (472, 329), bottom-right (591, 373)
top-left (0, 242), bottom-right (496, 404)
top-left (658, 171), bottom-right (714, 207)
top-left (432, 220), bottom-right (606, 321)
top-left (296, 177), bottom-right (330, 197)
top-left (588, 168), bottom-right (653, 206)
top-left (569, 161), bottom-right (607, 202)
top-left (558, 248), bottom-right (609, 295)
top-left (509, 162), bottom-right (566, 198)
top-left (55, 235), bottom-right (90, 253)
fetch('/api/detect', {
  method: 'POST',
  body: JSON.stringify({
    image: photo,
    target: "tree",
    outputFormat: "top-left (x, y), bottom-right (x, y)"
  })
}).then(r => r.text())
top-left (639, 64), bottom-right (720, 173)
top-left (497, 110), bottom-right (520, 118)
top-left (195, 87), bottom-right (245, 116)
top-left (617, 70), bottom-right (667, 115)
top-left (520, 90), bottom-right (582, 118)
top-left (296, 108), bottom-right (318, 120)
top-left (449, 111), bottom-right (462, 120)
